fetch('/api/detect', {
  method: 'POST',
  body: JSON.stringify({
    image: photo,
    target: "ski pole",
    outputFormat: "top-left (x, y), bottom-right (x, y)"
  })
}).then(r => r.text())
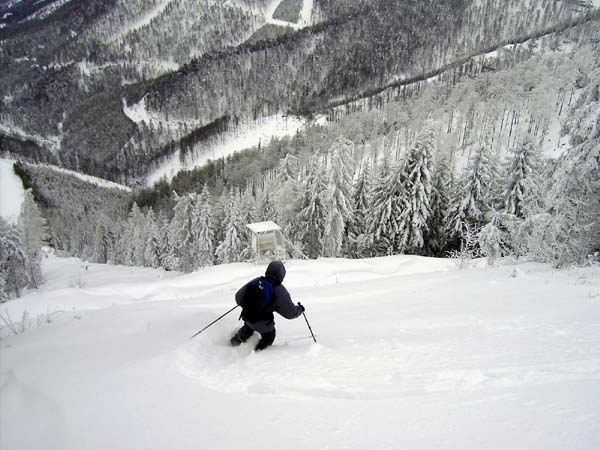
top-left (189, 305), bottom-right (239, 340)
top-left (299, 303), bottom-right (317, 343)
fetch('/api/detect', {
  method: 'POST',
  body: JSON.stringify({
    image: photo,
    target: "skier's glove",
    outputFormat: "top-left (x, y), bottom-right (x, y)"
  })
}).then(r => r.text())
top-left (297, 302), bottom-right (305, 313)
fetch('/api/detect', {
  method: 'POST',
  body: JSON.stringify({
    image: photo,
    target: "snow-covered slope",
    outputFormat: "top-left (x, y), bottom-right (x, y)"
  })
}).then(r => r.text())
top-left (1, 254), bottom-right (600, 450)
top-left (33, 163), bottom-right (131, 192)
top-left (145, 113), bottom-right (309, 185)
top-left (0, 158), bottom-right (25, 224)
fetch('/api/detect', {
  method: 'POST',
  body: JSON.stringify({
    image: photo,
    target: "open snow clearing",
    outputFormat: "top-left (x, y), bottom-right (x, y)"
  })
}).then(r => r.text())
top-left (1, 254), bottom-right (600, 449)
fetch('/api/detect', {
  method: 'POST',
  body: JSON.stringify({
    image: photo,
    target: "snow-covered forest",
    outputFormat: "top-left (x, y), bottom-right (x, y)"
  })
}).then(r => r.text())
top-left (3, 18), bottom-right (597, 302)
top-left (2, 0), bottom-right (597, 181)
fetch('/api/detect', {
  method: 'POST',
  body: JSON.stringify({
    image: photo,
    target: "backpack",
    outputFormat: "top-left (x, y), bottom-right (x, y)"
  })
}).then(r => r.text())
top-left (237, 276), bottom-right (274, 322)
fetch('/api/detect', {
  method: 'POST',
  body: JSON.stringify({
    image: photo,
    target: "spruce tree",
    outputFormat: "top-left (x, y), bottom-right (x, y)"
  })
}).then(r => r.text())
top-left (170, 193), bottom-right (197, 272)
top-left (347, 160), bottom-right (372, 258)
top-left (298, 155), bottom-right (327, 259)
top-left (193, 186), bottom-right (215, 268)
top-left (144, 208), bottom-right (162, 269)
top-left (427, 152), bottom-right (453, 256)
top-left (92, 220), bottom-right (109, 264)
top-left (0, 218), bottom-right (28, 300)
top-left (503, 138), bottom-right (541, 219)
top-left (273, 154), bottom-right (301, 243)
top-left (322, 137), bottom-right (355, 257)
top-left (396, 122), bottom-right (436, 254)
top-left (536, 69), bottom-right (600, 264)
top-left (19, 189), bottom-right (47, 289)
top-left (157, 212), bottom-right (178, 271)
top-left (215, 190), bottom-right (248, 264)
top-left (447, 139), bottom-right (497, 247)
top-left (369, 154), bottom-right (405, 255)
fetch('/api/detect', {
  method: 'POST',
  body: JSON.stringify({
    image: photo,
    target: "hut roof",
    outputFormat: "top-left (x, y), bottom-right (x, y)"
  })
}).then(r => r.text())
top-left (246, 221), bottom-right (281, 233)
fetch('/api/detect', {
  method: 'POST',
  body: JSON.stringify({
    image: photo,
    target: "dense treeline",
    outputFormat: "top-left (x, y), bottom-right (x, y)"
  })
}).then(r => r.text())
top-left (0, 189), bottom-right (47, 301)
top-left (10, 37), bottom-right (597, 280)
top-left (13, 163), bottom-right (131, 255)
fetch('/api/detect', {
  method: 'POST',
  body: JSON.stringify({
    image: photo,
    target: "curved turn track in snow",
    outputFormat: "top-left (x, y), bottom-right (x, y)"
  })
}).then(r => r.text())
top-left (2, 254), bottom-right (600, 449)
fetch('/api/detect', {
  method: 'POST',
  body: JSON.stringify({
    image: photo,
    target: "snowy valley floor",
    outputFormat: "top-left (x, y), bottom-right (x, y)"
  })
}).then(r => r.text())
top-left (1, 254), bottom-right (600, 450)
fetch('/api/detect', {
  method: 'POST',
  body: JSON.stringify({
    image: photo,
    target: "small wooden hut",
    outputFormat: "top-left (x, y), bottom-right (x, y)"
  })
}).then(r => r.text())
top-left (246, 221), bottom-right (285, 261)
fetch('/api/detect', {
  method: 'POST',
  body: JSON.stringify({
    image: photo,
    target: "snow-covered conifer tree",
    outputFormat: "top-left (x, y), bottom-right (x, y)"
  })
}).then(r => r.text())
top-left (157, 212), bottom-right (178, 271)
top-left (215, 190), bottom-right (249, 264)
top-left (426, 152), bottom-right (453, 256)
top-left (192, 187), bottom-right (215, 268)
top-left (531, 68), bottom-right (600, 264)
top-left (322, 137), bottom-right (355, 257)
top-left (347, 160), bottom-right (372, 258)
top-left (92, 219), bottom-right (110, 264)
top-left (120, 202), bottom-right (147, 267)
top-left (170, 193), bottom-right (197, 272)
top-left (211, 191), bottom-right (228, 254)
top-left (447, 138), bottom-right (497, 247)
top-left (478, 213), bottom-right (510, 265)
top-left (369, 162), bottom-right (405, 255)
top-left (19, 189), bottom-right (47, 289)
top-left (503, 138), bottom-right (541, 219)
top-left (298, 155), bottom-right (327, 258)
top-left (396, 122), bottom-right (436, 254)
top-left (0, 218), bottom-right (28, 300)
top-left (273, 153), bottom-right (301, 242)
top-left (144, 208), bottom-right (162, 269)
top-left (257, 185), bottom-right (278, 224)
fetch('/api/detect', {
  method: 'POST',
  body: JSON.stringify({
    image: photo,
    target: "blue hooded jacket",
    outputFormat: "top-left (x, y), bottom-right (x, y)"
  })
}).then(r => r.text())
top-left (235, 261), bottom-right (302, 333)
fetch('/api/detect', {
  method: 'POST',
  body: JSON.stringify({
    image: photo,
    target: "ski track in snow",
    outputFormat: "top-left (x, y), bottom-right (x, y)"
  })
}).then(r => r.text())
top-left (2, 254), bottom-right (600, 449)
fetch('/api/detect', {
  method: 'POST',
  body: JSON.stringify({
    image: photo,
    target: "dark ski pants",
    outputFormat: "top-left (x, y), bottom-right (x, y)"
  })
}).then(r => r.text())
top-left (231, 324), bottom-right (276, 351)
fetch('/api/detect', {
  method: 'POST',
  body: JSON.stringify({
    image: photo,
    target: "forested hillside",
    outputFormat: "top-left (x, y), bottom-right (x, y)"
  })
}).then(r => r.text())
top-left (1, 0), bottom-right (599, 301)
top-left (1, 0), bottom-right (597, 182)
top-left (6, 18), bottom-right (597, 288)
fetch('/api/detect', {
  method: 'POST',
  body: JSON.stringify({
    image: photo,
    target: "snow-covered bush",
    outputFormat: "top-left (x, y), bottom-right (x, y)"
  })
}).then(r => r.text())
top-left (448, 223), bottom-right (481, 269)
top-left (0, 218), bottom-right (28, 301)
top-left (478, 216), bottom-right (508, 265)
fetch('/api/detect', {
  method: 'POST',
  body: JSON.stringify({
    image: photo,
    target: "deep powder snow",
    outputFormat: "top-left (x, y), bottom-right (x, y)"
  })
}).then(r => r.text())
top-left (1, 254), bottom-right (600, 449)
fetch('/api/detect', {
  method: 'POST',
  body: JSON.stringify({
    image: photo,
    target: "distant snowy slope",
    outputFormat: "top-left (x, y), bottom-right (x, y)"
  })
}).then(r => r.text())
top-left (33, 163), bottom-right (131, 192)
top-left (0, 158), bottom-right (25, 224)
top-left (146, 114), bottom-right (308, 185)
top-left (2, 254), bottom-right (600, 450)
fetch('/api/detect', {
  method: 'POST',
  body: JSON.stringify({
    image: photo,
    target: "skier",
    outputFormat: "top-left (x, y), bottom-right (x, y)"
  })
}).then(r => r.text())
top-left (231, 260), bottom-right (305, 351)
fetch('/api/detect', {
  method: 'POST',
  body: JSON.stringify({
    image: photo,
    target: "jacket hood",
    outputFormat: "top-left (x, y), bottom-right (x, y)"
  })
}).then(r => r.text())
top-left (265, 260), bottom-right (286, 285)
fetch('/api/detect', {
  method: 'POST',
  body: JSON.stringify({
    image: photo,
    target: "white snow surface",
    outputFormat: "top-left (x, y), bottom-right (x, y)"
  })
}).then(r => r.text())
top-left (146, 114), bottom-right (308, 185)
top-left (2, 253), bottom-right (600, 450)
top-left (246, 220), bottom-right (281, 233)
top-left (266, 0), bottom-right (313, 29)
top-left (122, 96), bottom-right (151, 125)
top-left (0, 158), bottom-right (25, 224)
